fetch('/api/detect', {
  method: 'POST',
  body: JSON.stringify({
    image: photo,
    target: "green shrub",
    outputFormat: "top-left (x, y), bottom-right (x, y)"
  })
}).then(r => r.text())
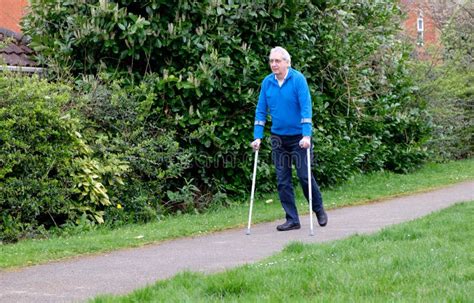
top-left (21, 1), bottom-right (431, 209)
top-left (73, 77), bottom-right (193, 222)
top-left (407, 1), bottom-right (473, 161)
top-left (410, 61), bottom-right (473, 161)
top-left (0, 76), bottom-right (75, 240)
top-left (0, 75), bottom-right (127, 242)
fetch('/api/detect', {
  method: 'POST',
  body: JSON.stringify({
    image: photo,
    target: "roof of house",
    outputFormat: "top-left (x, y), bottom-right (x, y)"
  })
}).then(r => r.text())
top-left (0, 27), bottom-right (37, 67)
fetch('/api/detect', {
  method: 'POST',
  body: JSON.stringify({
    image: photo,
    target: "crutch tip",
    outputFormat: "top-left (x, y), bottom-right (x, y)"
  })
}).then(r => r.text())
top-left (310, 231), bottom-right (315, 236)
top-left (246, 230), bottom-right (251, 235)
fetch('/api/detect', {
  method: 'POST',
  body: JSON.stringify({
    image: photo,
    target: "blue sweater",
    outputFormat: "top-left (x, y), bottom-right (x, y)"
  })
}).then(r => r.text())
top-left (254, 68), bottom-right (313, 139)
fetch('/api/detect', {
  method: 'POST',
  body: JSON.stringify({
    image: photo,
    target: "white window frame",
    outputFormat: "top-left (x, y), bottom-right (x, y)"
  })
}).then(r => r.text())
top-left (417, 17), bottom-right (424, 32)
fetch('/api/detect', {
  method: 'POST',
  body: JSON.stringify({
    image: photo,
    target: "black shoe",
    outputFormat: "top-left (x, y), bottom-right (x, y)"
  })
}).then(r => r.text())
top-left (316, 209), bottom-right (328, 227)
top-left (276, 221), bottom-right (301, 231)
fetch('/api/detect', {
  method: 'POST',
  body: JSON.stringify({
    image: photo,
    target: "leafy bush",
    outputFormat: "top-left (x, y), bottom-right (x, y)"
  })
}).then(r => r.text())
top-left (0, 75), bottom-right (76, 241)
top-left (407, 2), bottom-right (473, 161)
top-left (0, 75), bottom-right (129, 242)
top-left (73, 76), bottom-right (193, 221)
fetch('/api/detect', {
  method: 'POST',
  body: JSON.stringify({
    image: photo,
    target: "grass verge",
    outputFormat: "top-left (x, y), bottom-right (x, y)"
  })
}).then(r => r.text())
top-left (93, 201), bottom-right (474, 302)
top-left (1, 158), bottom-right (473, 269)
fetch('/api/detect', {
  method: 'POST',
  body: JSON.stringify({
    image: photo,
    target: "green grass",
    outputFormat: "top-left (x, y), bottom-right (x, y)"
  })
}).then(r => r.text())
top-left (1, 158), bottom-right (473, 269)
top-left (92, 201), bottom-right (474, 302)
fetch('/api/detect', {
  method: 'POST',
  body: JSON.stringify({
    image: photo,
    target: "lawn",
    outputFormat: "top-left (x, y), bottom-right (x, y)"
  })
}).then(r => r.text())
top-left (0, 158), bottom-right (473, 269)
top-left (93, 201), bottom-right (474, 302)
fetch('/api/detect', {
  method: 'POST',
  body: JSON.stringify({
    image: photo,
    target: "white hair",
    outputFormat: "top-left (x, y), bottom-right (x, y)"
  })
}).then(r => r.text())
top-left (270, 46), bottom-right (291, 66)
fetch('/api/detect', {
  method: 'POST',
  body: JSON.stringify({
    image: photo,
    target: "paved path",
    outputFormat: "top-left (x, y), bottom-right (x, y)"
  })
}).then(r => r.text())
top-left (1, 181), bottom-right (473, 303)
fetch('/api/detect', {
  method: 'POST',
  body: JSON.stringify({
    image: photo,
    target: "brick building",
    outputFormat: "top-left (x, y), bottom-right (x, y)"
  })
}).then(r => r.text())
top-left (0, 0), bottom-right (29, 33)
top-left (0, 0), bottom-right (41, 71)
top-left (399, 0), bottom-right (442, 59)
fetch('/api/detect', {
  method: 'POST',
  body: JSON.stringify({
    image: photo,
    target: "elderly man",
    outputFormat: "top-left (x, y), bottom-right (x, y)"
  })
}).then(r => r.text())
top-left (251, 46), bottom-right (327, 231)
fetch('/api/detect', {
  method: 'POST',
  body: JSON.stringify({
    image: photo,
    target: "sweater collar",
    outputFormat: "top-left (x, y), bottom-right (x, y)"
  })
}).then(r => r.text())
top-left (272, 68), bottom-right (293, 84)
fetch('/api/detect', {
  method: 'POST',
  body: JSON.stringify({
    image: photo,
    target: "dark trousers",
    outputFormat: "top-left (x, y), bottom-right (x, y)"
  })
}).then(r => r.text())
top-left (271, 134), bottom-right (324, 224)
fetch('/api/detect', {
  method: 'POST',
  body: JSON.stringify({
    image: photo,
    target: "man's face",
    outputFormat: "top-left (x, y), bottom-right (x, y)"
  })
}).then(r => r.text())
top-left (269, 51), bottom-right (289, 78)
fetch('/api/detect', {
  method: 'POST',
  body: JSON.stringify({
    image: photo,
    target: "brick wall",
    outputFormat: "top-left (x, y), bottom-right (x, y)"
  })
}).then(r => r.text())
top-left (0, 0), bottom-right (29, 33)
top-left (399, 0), bottom-right (442, 59)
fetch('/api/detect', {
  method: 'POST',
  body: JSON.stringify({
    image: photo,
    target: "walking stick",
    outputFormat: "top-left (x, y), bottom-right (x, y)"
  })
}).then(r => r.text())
top-left (307, 148), bottom-right (315, 236)
top-left (246, 149), bottom-right (259, 235)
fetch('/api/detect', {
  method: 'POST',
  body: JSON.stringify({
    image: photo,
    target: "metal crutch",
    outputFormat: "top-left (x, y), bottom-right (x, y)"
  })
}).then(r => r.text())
top-left (246, 149), bottom-right (259, 235)
top-left (307, 148), bottom-right (315, 236)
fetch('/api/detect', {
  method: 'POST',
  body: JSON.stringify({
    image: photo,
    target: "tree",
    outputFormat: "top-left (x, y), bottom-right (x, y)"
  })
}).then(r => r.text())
top-left (407, 0), bottom-right (473, 160)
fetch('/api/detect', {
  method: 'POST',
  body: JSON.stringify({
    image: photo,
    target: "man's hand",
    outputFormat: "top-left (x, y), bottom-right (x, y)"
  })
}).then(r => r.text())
top-left (299, 136), bottom-right (311, 149)
top-left (251, 139), bottom-right (261, 151)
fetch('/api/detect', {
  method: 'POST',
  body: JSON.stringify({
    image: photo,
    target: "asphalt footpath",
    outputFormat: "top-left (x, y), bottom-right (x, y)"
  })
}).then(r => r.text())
top-left (0, 181), bottom-right (473, 303)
